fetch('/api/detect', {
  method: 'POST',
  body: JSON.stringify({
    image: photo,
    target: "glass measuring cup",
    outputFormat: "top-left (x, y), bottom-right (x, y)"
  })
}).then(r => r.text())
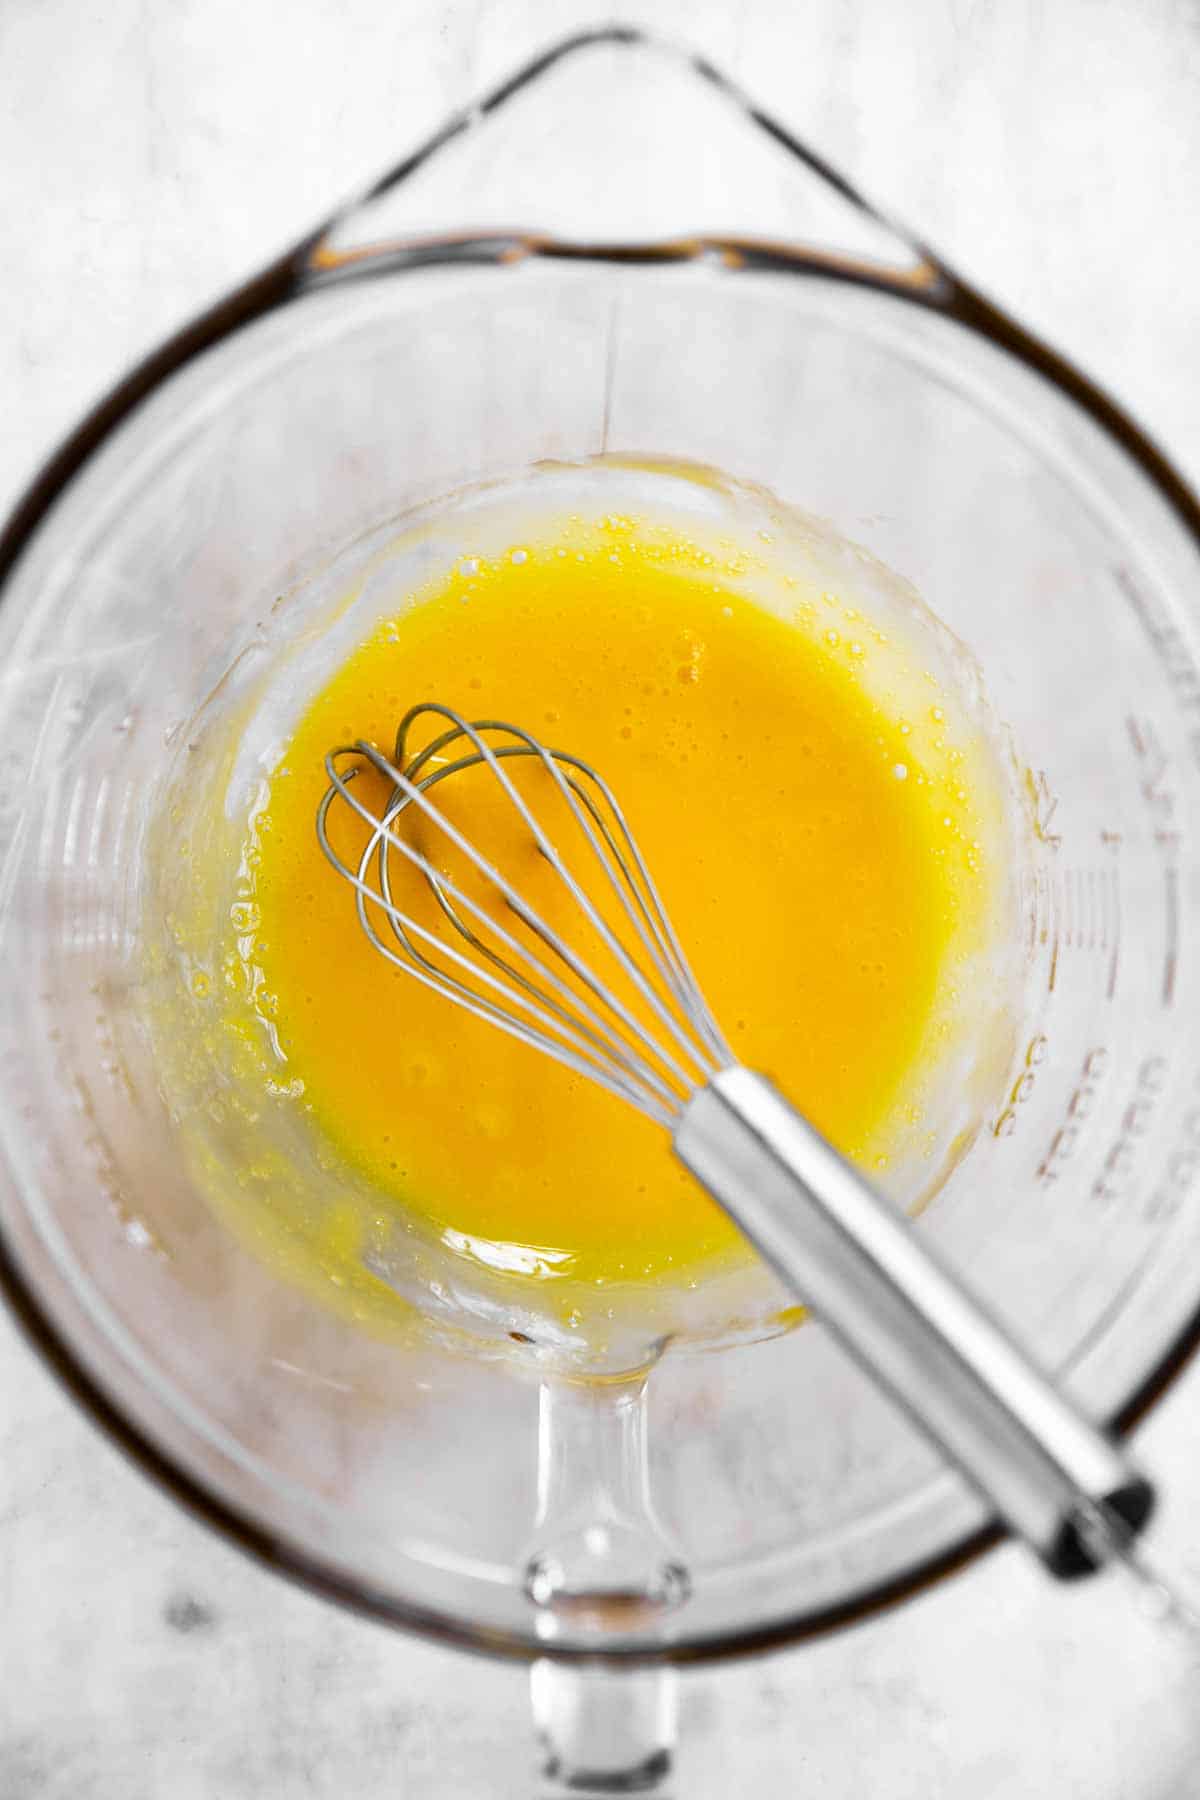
top-left (2, 26), bottom-right (1200, 1787)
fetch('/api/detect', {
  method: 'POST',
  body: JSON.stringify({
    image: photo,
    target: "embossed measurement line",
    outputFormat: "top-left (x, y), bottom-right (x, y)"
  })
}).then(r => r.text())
top-left (1164, 864), bottom-right (1180, 1007)
top-left (1091, 1055), bottom-right (1168, 1207)
top-left (1126, 713), bottom-right (1185, 1007)
top-left (1116, 565), bottom-right (1200, 752)
top-left (1088, 868), bottom-right (1099, 951)
top-left (1042, 864), bottom-right (1119, 994)
top-left (1036, 1045), bottom-right (1108, 1183)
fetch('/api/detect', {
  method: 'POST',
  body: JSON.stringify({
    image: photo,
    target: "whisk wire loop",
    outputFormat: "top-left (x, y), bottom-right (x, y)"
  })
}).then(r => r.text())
top-left (318, 760), bottom-right (681, 1123)
top-left (317, 704), bottom-right (732, 1125)
top-left (394, 704), bottom-right (729, 1072)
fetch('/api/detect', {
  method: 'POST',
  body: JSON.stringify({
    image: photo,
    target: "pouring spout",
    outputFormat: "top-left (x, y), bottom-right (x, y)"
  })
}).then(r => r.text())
top-left (301, 27), bottom-right (945, 298)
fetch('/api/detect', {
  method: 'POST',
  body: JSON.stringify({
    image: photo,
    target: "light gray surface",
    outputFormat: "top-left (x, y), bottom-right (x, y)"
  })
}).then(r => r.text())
top-left (3, 2), bottom-right (1200, 1793)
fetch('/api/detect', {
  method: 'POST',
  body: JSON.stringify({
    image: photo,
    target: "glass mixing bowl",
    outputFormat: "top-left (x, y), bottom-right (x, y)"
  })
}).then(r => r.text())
top-left (3, 25), bottom-right (1200, 1786)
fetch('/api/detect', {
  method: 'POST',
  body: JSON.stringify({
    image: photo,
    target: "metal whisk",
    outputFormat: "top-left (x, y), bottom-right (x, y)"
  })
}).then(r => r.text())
top-left (318, 701), bottom-right (1151, 1578)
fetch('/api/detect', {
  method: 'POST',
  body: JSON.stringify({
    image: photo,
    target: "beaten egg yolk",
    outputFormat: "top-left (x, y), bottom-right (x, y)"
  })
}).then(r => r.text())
top-left (236, 516), bottom-right (981, 1288)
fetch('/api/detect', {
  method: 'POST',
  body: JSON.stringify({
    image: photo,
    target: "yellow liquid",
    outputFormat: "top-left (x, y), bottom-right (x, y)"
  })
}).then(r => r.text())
top-left (231, 510), bottom-right (993, 1293)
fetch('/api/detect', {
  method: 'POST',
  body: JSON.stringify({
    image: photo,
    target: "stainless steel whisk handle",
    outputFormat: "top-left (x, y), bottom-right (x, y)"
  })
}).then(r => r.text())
top-left (674, 1067), bottom-right (1154, 1575)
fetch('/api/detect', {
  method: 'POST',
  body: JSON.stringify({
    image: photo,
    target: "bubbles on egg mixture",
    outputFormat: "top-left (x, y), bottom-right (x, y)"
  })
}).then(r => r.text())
top-left (156, 461), bottom-right (1022, 1352)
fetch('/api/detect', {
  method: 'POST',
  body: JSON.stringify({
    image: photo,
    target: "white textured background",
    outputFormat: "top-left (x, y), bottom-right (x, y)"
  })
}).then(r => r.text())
top-left (3, 3), bottom-right (1200, 1794)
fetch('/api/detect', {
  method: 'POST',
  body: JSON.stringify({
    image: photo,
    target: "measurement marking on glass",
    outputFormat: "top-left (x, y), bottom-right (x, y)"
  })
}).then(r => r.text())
top-left (992, 1033), bottom-right (1049, 1140)
top-left (1145, 1084), bottom-right (1200, 1224)
top-left (1044, 869), bottom-right (1062, 993)
top-left (1044, 862), bottom-right (1120, 995)
top-left (1087, 868), bottom-right (1099, 951)
top-left (1028, 768), bottom-right (1061, 849)
top-left (1106, 865), bottom-right (1121, 1000)
top-left (1037, 1046), bottom-right (1109, 1182)
top-left (1022, 869), bottom-right (1038, 957)
top-left (1027, 768), bottom-right (1063, 991)
top-left (1100, 831), bottom-right (1122, 999)
top-left (1092, 1056), bottom-right (1169, 1208)
top-left (1028, 863), bottom-right (1060, 992)
top-left (1115, 564), bottom-right (1200, 738)
top-left (1163, 865), bottom-right (1180, 1007)
top-left (1127, 717), bottom-right (1183, 1010)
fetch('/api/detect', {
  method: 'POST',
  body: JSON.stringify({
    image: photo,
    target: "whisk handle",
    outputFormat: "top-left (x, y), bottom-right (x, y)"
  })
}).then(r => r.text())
top-left (673, 1066), bottom-right (1153, 1576)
